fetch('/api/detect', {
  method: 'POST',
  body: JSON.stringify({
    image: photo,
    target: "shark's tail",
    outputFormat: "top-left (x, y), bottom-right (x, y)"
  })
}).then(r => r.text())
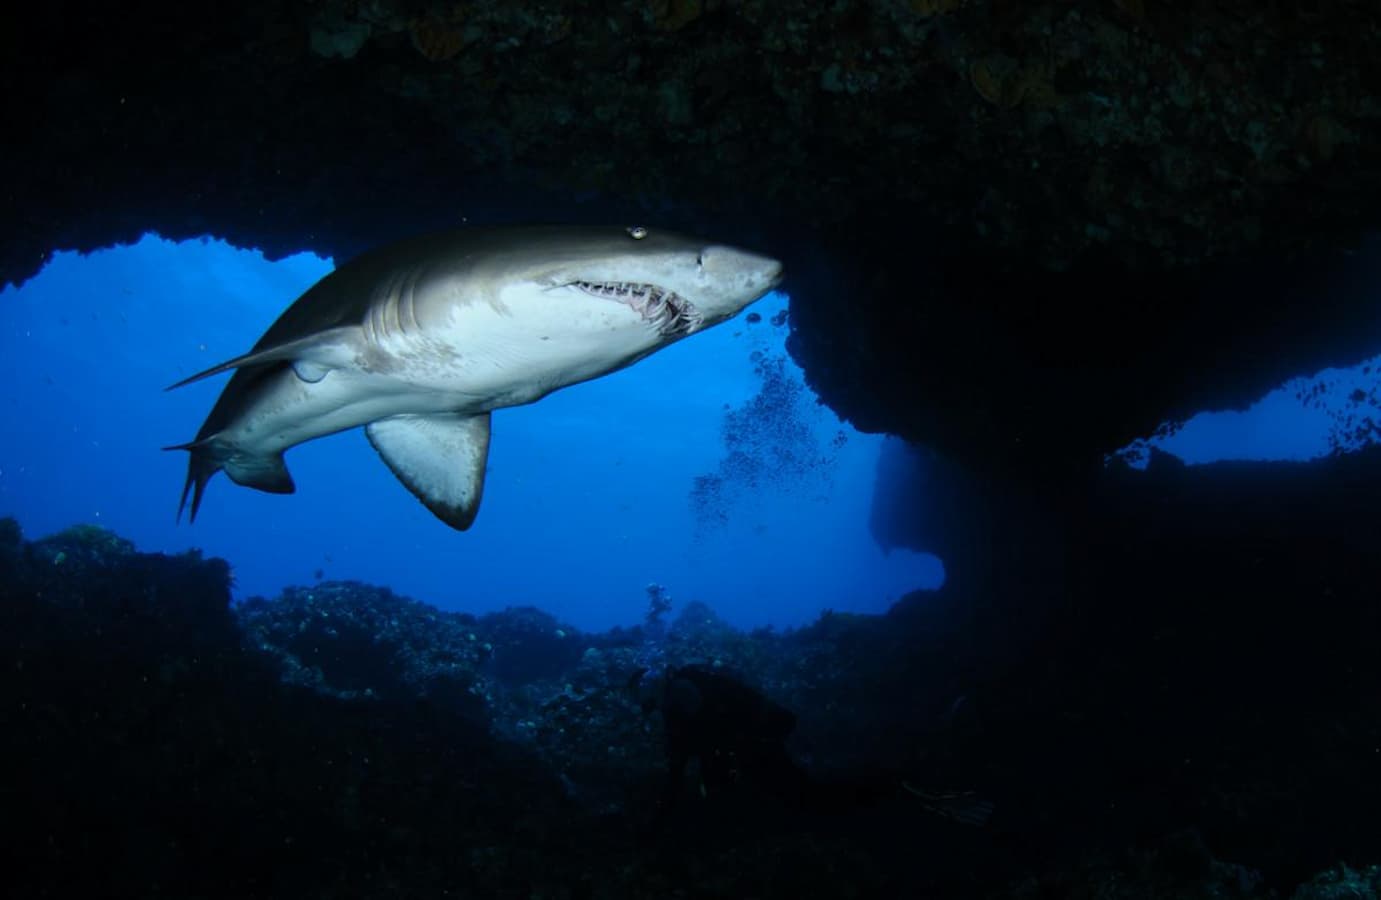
top-left (163, 438), bottom-right (221, 524)
top-left (162, 436), bottom-right (295, 523)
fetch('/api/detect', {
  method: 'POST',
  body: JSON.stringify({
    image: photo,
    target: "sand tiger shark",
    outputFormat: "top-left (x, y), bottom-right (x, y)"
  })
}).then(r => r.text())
top-left (165, 224), bottom-right (783, 530)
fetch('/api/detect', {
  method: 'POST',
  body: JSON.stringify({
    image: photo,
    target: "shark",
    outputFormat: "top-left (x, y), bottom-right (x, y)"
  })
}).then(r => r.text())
top-left (165, 224), bottom-right (784, 530)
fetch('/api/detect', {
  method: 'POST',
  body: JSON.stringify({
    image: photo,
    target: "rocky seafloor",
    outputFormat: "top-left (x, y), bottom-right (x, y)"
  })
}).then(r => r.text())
top-left (2, 499), bottom-right (1378, 898)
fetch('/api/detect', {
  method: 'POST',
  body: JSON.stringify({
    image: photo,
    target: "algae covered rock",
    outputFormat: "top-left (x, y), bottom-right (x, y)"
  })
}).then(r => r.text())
top-left (1291, 864), bottom-right (1381, 900)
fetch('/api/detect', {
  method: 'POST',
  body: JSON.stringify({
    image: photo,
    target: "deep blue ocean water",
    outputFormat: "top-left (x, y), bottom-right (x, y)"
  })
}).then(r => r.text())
top-left (2, 233), bottom-right (1374, 631)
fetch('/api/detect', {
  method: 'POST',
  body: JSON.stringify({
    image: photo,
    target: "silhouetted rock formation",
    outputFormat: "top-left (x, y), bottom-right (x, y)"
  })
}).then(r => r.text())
top-left (6, 433), bottom-right (1380, 898)
top-left (0, 524), bottom-right (569, 898)
top-left (864, 443), bottom-right (1381, 890)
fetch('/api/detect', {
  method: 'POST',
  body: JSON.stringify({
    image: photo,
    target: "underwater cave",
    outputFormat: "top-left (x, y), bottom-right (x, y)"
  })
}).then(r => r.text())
top-left (0, 233), bottom-right (944, 630)
top-left (5, 2), bottom-right (1381, 898)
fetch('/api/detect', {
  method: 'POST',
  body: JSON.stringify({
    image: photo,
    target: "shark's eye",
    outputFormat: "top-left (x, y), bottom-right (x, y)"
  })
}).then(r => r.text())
top-left (627, 226), bottom-right (649, 240)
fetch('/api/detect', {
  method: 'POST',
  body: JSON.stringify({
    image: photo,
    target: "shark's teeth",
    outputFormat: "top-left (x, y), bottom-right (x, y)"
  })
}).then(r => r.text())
top-left (573, 281), bottom-right (703, 336)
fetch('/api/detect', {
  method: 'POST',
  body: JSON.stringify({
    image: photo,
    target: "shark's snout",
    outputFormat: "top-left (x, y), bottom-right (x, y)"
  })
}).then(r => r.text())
top-left (765, 258), bottom-right (785, 288)
top-left (682, 244), bottom-right (784, 328)
top-left (700, 246), bottom-right (784, 288)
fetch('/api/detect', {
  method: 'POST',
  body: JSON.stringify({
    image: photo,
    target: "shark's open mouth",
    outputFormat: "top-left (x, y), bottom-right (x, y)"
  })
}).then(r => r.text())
top-left (573, 281), bottom-right (703, 336)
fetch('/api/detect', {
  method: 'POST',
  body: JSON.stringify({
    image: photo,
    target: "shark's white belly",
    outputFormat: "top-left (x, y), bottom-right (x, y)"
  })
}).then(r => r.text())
top-left (224, 288), bottom-right (659, 456)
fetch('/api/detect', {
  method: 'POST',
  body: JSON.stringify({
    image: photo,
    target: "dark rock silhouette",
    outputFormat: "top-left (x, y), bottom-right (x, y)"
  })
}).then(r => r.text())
top-left (4, 430), bottom-right (1379, 897)
top-left (865, 442), bottom-right (1381, 890)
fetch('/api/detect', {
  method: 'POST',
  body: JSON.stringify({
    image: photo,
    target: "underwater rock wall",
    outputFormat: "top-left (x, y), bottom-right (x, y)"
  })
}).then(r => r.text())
top-left (787, 231), bottom-right (1381, 487)
top-left (7, 1), bottom-right (1381, 492)
top-left (8, 2), bottom-right (1380, 281)
top-left (0, 524), bottom-right (576, 898)
top-left (874, 443), bottom-right (1381, 887)
top-left (5, 438), bottom-right (1380, 898)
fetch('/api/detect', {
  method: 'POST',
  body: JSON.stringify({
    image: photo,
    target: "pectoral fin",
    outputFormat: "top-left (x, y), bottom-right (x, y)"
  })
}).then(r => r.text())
top-left (165, 326), bottom-right (360, 390)
top-left (366, 412), bottom-right (491, 530)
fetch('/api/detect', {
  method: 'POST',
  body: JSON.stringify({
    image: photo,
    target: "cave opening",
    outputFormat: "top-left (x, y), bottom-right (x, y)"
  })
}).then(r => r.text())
top-left (0, 231), bottom-right (943, 631)
top-left (1114, 350), bottom-right (1381, 468)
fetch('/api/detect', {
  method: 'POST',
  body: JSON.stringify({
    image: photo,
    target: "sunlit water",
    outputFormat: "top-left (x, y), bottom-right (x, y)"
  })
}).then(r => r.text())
top-left (0, 234), bottom-right (943, 631)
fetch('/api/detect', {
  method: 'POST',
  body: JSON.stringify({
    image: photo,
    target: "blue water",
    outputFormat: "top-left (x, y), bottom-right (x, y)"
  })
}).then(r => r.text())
top-left (1121, 359), bottom-right (1380, 465)
top-left (0, 234), bottom-right (943, 631)
top-left (3, 234), bottom-right (1373, 629)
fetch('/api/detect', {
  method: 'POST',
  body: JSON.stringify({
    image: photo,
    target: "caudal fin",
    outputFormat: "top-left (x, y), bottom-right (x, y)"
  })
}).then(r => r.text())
top-left (163, 438), bottom-right (296, 523)
top-left (163, 439), bottom-right (222, 524)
